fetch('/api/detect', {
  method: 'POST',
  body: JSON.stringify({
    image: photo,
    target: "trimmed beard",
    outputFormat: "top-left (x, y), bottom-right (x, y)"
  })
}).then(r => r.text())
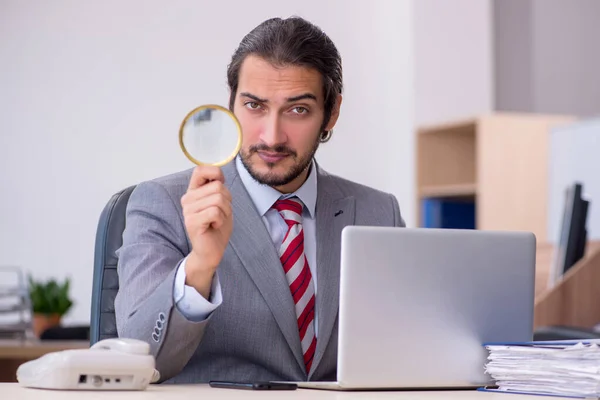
top-left (239, 135), bottom-right (320, 187)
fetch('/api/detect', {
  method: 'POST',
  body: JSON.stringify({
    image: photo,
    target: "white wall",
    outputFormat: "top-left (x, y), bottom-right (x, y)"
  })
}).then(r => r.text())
top-left (532, 0), bottom-right (600, 117)
top-left (0, 0), bottom-right (414, 325)
top-left (493, 0), bottom-right (600, 117)
top-left (413, 0), bottom-right (493, 126)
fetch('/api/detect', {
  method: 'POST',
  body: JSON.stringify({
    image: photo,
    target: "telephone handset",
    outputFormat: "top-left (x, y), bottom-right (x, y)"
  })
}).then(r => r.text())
top-left (90, 337), bottom-right (151, 355)
top-left (17, 338), bottom-right (160, 390)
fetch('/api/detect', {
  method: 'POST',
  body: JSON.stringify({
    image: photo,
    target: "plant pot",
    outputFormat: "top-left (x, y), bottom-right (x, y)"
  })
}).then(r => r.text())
top-left (32, 313), bottom-right (61, 338)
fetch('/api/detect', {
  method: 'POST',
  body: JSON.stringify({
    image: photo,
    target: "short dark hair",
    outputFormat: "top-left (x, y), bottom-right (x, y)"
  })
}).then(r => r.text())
top-left (227, 16), bottom-right (343, 142)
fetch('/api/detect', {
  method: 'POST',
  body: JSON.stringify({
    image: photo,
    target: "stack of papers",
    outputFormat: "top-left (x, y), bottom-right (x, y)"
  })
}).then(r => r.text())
top-left (484, 339), bottom-right (600, 398)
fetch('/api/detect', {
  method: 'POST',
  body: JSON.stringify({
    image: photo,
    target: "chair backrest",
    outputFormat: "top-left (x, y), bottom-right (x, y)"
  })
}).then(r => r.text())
top-left (90, 185), bottom-right (137, 345)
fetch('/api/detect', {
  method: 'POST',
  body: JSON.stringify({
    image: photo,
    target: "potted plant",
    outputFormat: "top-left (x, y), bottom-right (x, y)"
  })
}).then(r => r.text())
top-left (28, 276), bottom-right (74, 338)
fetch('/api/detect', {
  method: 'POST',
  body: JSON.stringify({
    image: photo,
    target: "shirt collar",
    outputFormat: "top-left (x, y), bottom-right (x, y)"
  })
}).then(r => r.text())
top-left (235, 155), bottom-right (317, 218)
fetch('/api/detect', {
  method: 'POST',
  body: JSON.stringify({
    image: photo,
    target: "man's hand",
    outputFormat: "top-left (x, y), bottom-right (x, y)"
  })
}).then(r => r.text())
top-left (181, 165), bottom-right (233, 299)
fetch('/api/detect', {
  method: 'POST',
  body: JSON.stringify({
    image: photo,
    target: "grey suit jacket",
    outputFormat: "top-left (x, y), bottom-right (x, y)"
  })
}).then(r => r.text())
top-left (114, 159), bottom-right (405, 384)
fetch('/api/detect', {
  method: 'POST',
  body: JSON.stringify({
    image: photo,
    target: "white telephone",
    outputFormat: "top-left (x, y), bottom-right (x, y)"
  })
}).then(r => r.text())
top-left (16, 338), bottom-right (160, 390)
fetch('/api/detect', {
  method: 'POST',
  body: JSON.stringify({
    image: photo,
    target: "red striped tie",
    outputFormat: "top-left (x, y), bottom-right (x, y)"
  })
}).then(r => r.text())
top-left (272, 197), bottom-right (317, 373)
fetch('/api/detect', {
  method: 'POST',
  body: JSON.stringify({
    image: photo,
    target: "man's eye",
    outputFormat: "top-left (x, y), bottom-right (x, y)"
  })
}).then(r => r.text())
top-left (292, 107), bottom-right (308, 114)
top-left (245, 102), bottom-right (261, 110)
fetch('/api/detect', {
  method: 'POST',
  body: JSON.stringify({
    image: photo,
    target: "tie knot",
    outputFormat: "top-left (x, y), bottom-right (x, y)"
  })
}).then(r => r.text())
top-left (273, 197), bottom-right (304, 224)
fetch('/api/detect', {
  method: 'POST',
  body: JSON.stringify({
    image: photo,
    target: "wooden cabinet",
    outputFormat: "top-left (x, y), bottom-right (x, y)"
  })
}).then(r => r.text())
top-left (415, 112), bottom-right (575, 243)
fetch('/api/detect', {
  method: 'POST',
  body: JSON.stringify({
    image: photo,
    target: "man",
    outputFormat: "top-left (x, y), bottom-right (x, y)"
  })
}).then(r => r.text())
top-left (114, 16), bottom-right (405, 384)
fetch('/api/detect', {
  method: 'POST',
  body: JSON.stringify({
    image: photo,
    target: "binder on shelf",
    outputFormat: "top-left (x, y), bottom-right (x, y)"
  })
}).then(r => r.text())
top-left (421, 198), bottom-right (475, 229)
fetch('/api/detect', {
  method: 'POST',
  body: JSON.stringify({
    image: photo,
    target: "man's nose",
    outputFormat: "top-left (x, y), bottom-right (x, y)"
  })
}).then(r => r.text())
top-left (260, 113), bottom-right (286, 147)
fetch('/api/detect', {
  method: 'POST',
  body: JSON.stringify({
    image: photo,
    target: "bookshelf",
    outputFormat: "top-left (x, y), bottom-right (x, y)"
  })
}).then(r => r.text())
top-left (415, 112), bottom-right (575, 242)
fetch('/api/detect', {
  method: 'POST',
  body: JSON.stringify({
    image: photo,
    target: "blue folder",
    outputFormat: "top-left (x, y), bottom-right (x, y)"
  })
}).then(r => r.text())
top-left (422, 198), bottom-right (475, 229)
top-left (477, 387), bottom-right (589, 399)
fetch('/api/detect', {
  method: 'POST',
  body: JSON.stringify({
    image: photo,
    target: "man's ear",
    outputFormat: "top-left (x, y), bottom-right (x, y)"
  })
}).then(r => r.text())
top-left (325, 94), bottom-right (343, 131)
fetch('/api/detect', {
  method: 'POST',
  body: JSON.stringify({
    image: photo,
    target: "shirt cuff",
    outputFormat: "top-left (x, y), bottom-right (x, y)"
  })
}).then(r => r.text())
top-left (173, 256), bottom-right (223, 322)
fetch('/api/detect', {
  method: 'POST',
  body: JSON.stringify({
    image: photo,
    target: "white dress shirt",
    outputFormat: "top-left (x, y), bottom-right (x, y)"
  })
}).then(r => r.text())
top-left (173, 156), bottom-right (319, 335)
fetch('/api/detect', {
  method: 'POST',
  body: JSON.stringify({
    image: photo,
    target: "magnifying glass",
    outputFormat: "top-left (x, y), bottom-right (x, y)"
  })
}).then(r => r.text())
top-left (179, 104), bottom-right (242, 166)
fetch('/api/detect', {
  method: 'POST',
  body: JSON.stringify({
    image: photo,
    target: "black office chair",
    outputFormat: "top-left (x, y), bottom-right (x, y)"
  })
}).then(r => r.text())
top-left (90, 185), bottom-right (137, 345)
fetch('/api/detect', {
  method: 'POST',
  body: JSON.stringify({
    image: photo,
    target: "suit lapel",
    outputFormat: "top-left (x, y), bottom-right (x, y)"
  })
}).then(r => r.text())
top-left (222, 162), bottom-right (306, 373)
top-left (309, 166), bottom-right (355, 377)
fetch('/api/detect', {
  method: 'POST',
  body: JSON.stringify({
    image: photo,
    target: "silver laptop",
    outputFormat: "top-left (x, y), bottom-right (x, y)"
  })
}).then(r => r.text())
top-left (296, 226), bottom-right (536, 390)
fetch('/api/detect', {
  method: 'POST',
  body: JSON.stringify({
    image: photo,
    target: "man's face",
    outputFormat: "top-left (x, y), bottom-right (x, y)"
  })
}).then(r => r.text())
top-left (233, 55), bottom-right (339, 192)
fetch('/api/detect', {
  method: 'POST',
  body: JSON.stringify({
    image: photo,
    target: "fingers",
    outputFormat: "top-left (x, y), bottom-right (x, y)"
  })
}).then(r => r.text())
top-left (183, 167), bottom-right (232, 233)
top-left (183, 192), bottom-right (232, 220)
top-left (183, 180), bottom-right (232, 204)
top-left (186, 206), bottom-right (228, 233)
top-left (188, 165), bottom-right (225, 191)
top-left (181, 181), bottom-right (232, 220)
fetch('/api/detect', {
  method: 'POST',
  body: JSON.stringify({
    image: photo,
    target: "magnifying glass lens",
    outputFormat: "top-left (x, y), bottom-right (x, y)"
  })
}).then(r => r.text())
top-left (179, 105), bottom-right (242, 166)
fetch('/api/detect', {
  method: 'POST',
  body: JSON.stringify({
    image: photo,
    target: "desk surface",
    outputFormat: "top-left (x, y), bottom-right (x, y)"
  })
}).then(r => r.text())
top-left (0, 384), bottom-right (540, 399)
top-left (0, 339), bottom-right (89, 359)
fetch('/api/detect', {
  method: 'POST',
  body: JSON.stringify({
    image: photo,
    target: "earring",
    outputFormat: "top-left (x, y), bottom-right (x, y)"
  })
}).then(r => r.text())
top-left (321, 130), bottom-right (333, 143)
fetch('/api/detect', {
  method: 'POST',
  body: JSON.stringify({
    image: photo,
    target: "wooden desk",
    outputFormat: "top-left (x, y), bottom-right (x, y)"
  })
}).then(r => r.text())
top-left (534, 241), bottom-right (600, 328)
top-left (0, 383), bottom-right (540, 399)
top-left (0, 339), bottom-right (89, 382)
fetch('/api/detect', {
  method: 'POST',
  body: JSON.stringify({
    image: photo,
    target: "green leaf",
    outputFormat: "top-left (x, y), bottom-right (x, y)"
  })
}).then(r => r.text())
top-left (28, 275), bottom-right (74, 316)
